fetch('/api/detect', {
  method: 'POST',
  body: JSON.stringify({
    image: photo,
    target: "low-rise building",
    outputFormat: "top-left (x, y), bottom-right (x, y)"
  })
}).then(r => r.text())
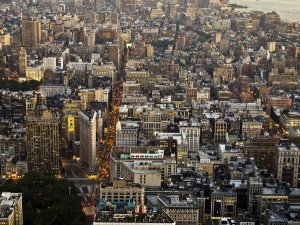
top-left (99, 179), bottom-right (145, 206)
top-left (157, 195), bottom-right (205, 225)
top-left (40, 85), bottom-right (66, 97)
top-left (218, 144), bottom-right (244, 163)
top-left (26, 66), bottom-right (44, 81)
top-left (0, 192), bottom-right (23, 225)
top-left (110, 147), bottom-right (176, 187)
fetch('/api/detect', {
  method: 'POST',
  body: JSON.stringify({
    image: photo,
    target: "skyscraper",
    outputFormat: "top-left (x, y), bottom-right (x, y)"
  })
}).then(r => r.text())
top-left (21, 18), bottom-right (41, 48)
top-left (19, 47), bottom-right (27, 77)
top-left (108, 44), bottom-right (121, 71)
top-left (79, 110), bottom-right (97, 173)
top-left (26, 103), bottom-right (60, 175)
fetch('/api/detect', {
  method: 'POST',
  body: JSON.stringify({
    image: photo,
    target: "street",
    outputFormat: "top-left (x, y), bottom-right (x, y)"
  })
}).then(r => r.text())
top-left (97, 48), bottom-right (127, 180)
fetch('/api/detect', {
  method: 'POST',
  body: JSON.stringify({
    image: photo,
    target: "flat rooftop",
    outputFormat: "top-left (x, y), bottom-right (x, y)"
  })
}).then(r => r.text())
top-left (219, 144), bottom-right (242, 153)
top-left (158, 195), bottom-right (203, 209)
top-left (94, 211), bottom-right (174, 224)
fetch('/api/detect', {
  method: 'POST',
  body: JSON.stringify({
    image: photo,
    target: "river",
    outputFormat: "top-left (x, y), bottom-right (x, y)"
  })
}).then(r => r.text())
top-left (230, 0), bottom-right (300, 22)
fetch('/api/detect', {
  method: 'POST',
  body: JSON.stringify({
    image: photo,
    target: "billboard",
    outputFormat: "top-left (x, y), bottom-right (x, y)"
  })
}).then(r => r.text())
top-left (68, 115), bottom-right (75, 132)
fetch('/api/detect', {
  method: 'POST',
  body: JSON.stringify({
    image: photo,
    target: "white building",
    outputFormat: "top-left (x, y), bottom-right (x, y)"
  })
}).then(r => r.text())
top-left (274, 143), bottom-right (300, 187)
top-left (43, 57), bottom-right (57, 71)
top-left (40, 85), bottom-right (66, 97)
top-left (179, 120), bottom-right (201, 152)
top-left (110, 147), bottom-right (176, 187)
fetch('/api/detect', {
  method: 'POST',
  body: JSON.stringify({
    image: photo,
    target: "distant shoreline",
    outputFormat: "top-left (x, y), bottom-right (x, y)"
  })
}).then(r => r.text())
top-left (228, 3), bottom-right (248, 9)
top-left (229, 0), bottom-right (300, 22)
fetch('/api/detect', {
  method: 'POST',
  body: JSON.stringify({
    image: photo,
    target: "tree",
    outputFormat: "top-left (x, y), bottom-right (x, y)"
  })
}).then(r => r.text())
top-left (0, 79), bottom-right (40, 91)
top-left (152, 39), bottom-right (174, 49)
top-left (0, 173), bottom-right (85, 225)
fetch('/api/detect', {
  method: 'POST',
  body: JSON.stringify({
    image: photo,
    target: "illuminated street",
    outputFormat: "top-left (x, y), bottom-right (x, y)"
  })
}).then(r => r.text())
top-left (98, 49), bottom-right (127, 180)
top-left (62, 159), bottom-right (88, 179)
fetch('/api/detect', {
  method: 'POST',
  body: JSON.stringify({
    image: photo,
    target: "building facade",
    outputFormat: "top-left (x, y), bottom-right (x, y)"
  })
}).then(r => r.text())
top-left (26, 110), bottom-right (60, 175)
top-left (79, 110), bottom-right (98, 173)
top-left (274, 143), bottom-right (300, 187)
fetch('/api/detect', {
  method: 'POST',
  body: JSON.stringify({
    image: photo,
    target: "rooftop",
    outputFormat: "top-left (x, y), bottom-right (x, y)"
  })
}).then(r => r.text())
top-left (219, 144), bottom-right (242, 153)
top-left (0, 192), bottom-right (22, 219)
top-left (157, 195), bottom-right (203, 209)
top-left (94, 211), bottom-right (174, 224)
top-left (277, 143), bottom-right (300, 152)
top-left (262, 187), bottom-right (288, 196)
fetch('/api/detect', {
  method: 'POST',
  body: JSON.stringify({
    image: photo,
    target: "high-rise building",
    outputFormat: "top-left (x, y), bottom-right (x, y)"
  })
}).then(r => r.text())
top-left (274, 143), bottom-right (300, 187)
top-left (248, 177), bottom-right (263, 217)
top-left (116, 121), bottom-right (139, 147)
top-left (214, 119), bottom-right (228, 144)
top-left (19, 47), bottom-right (27, 77)
top-left (79, 110), bottom-right (98, 173)
top-left (211, 187), bottom-right (237, 222)
top-left (142, 109), bottom-right (163, 139)
top-left (244, 137), bottom-right (277, 172)
top-left (21, 18), bottom-right (41, 48)
top-left (108, 44), bottom-right (121, 71)
top-left (84, 29), bottom-right (96, 51)
top-left (26, 108), bottom-right (60, 175)
top-left (179, 120), bottom-right (201, 153)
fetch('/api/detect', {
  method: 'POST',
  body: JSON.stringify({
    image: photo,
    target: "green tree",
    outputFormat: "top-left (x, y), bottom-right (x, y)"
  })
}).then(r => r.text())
top-left (0, 173), bottom-right (85, 225)
top-left (0, 79), bottom-right (40, 91)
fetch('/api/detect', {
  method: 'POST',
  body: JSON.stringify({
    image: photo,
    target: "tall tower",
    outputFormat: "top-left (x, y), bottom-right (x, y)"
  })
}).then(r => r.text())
top-left (79, 110), bottom-right (97, 173)
top-left (21, 18), bottom-right (41, 48)
top-left (108, 44), bottom-right (121, 71)
top-left (84, 29), bottom-right (96, 51)
top-left (19, 47), bottom-right (27, 77)
top-left (94, 0), bottom-right (102, 10)
top-left (26, 99), bottom-right (60, 175)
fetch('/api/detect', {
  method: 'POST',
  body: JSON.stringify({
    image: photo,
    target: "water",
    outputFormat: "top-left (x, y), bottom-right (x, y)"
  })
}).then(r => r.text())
top-left (230, 0), bottom-right (300, 22)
